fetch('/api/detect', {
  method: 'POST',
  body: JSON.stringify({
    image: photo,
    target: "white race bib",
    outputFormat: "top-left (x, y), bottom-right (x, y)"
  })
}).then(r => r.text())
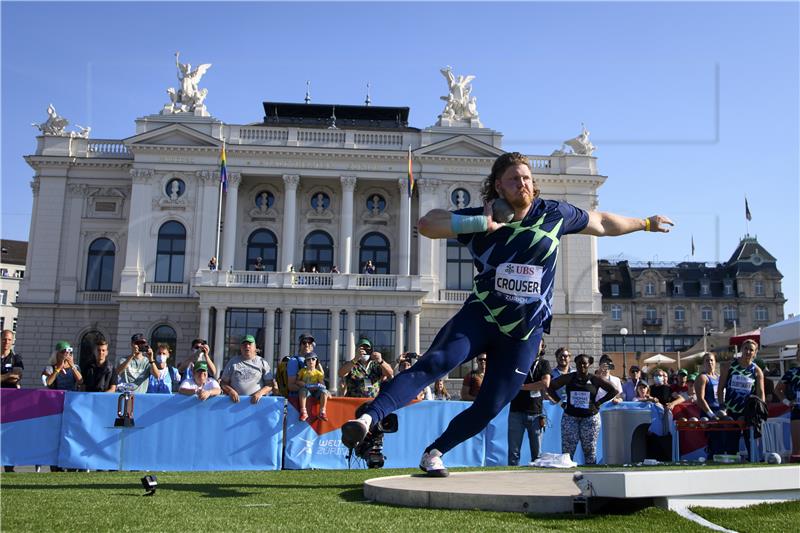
top-left (570, 390), bottom-right (591, 410)
top-left (530, 391), bottom-right (541, 398)
top-left (495, 263), bottom-right (543, 298)
top-left (729, 373), bottom-right (754, 393)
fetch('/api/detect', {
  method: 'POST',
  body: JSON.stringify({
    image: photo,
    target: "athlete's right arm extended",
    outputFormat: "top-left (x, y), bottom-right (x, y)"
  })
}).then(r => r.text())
top-left (418, 206), bottom-right (503, 239)
top-left (418, 209), bottom-right (460, 239)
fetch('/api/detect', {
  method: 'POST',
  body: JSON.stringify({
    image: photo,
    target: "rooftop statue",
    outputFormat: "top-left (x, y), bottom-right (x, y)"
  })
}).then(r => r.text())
top-left (561, 124), bottom-right (596, 156)
top-left (32, 104), bottom-right (69, 136)
top-left (162, 52), bottom-right (212, 115)
top-left (437, 66), bottom-right (480, 124)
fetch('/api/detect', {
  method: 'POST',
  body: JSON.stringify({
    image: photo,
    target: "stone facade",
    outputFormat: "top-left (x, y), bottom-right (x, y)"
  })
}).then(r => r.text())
top-left (0, 240), bottom-right (27, 335)
top-left (16, 91), bottom-right (608, 389)
top-left (599, 236), bottom-right (786, 359)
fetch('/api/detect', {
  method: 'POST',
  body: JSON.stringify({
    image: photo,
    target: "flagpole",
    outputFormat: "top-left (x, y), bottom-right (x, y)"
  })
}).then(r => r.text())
top-left (407, 145), bottom-right (413, 276)
top-left (214, 129), bottom-right (225, 268)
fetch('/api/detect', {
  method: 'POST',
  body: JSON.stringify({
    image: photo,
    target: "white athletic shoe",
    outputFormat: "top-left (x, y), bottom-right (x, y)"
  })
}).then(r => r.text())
top-left (419, 448), bottom-right (449, 477)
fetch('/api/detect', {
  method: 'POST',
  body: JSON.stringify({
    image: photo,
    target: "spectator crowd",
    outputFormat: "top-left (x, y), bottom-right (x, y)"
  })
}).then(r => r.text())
top-left (2, 327), bottom-right (797, 471)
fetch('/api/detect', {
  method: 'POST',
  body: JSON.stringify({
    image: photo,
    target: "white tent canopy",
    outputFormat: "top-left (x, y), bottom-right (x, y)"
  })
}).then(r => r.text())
top-left (643, 353), bottom-right (676, 364)
top-left (761, 315), bottom-right (800, 346)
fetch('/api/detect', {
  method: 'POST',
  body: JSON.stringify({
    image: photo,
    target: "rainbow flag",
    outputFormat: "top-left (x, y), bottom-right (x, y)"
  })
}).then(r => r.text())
top-left (220, 145), bottom-right (228, 193)
top-left (407, 146), bottom-right (414, 198)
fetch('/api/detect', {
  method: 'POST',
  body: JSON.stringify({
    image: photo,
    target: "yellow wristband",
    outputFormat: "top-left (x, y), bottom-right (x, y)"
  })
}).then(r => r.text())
top-left (644, 218), bottom-right (651, 232)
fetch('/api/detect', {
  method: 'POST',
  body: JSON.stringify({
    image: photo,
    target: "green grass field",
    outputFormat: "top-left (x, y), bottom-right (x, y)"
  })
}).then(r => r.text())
top-left (1, 469), bottom-right (798, 532)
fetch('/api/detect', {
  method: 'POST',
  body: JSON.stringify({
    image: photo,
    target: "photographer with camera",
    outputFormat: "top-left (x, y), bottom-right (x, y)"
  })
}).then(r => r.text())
top-left (178, 338), bottom-right (218, 381)
top-left (115, 333), bottom-right (152, 394)
top-left (339, 337), bottom-right (393, 398)
top-left (42, 341), bottom-right (83, 391)
top-left (595, 354), bottom-right (622, 404)
top-left (507, 340), bottom-right (550, 465)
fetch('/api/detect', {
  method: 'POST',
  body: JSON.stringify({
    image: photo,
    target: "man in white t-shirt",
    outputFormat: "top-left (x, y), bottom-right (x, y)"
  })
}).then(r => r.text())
top-left (178, 361), bottom-right (220, 401)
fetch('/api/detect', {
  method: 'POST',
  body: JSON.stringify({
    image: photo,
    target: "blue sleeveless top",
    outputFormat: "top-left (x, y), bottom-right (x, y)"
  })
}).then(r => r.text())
top-left (723, 361), bottom-right (757, 414)
top-left (703, 373), bottom-right (720, 411)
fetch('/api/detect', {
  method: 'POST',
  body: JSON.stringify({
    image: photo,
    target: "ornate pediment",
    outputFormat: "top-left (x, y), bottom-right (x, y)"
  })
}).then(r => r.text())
top-left (415, 136), bottom-right (504, 158)
top-left (124, 123), bottom-right (221, 148)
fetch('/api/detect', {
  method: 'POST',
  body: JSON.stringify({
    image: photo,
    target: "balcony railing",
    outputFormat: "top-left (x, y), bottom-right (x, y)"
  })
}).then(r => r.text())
top-left (80, 291), bottom-right (113, 303)
top-left (642, 318), bottom-right (663, 327)
top-left (193, 270), bottom-right (420, 291)
top-left (145, 282), bottom-right (189, 297)
top-left (439, 290), bottom-right (470, 303)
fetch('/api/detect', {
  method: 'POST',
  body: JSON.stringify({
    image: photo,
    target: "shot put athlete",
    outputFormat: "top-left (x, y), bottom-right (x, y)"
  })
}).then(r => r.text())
top-left (341, 152), bottom-right (673, 476)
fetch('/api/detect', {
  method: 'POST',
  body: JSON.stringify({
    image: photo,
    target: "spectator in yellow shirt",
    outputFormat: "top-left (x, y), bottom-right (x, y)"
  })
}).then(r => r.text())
top-left (297, 355), bottom-right (330, 422)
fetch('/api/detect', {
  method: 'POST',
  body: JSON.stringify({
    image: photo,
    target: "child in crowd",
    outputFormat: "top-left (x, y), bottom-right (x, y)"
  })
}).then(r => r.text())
top-left (297, 354), bottom-right (329, 421)
top-left (433, 379), bottom-right (451, 400)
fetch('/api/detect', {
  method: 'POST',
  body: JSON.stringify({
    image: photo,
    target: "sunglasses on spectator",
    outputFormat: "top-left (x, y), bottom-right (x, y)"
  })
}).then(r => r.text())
top-left (301, 340), bottom-right (314, 345)
top-left (477, 358), bottom-right (487, 362)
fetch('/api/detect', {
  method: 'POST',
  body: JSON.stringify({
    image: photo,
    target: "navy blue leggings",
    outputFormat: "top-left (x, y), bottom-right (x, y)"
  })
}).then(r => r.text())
top-left (364, 303), bottom-right (542, 455)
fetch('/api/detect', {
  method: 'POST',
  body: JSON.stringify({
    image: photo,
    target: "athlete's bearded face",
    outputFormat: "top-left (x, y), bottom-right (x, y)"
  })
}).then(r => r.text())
top-left (494, 163), bottom-right (535, 210)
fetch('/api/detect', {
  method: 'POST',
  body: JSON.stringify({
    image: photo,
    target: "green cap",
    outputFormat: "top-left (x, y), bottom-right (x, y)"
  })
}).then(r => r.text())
top-left (357, 337), bottom-right (371, 348)
top-left (241, 334), bottom-right (256, 344)
top-left (688, 372), bottom-right (699, 381)
top-left (194, 361), bottom-right (208, 372)
top-left (55, 340), bottom-right (72, 352)
top-left (678, 369), bottom-right (689, 376)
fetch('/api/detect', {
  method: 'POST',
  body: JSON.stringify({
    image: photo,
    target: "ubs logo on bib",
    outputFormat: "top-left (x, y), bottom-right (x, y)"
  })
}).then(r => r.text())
top-left (495, 262), bottom-right (543, 301)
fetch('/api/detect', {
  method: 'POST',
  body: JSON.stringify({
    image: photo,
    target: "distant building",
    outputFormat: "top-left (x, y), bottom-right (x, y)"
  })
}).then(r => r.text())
top-left (0, 240), bottom-right (27, 334)
top-left (599, 236), bottom-right (786, 365)
top-left (15, 66), bottom-right (609, 389)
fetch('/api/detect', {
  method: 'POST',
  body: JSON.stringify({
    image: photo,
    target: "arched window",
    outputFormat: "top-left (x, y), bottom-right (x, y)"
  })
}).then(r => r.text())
top-left (645, 307), bottom-right (658, 320)
top-left (155, 221), bottom-right (186, 283)
top-left (79, 330), bottom-right (106, 373)
top-left (755, 306), bottom-right (768, 322)
top-left (85, 238), bottom-right (115, 291)
top-left (302, 231), bottom-right (334, 272)
top-left (446, 239), bottom-right (473, 290)
top-left (644, 281), bottom-right (655, 296)
top-left (150, 324), bottom-right (177, 356)
top-left (723, 306), bottom-right (738, 321)
top-left (674, 306), bottom-right (685, 322)
top-left (701, 306), bottom-right (713, 321)
top-left (247, 229), bottom-right (278, 271)
top-left (359, 232), bottom-right (390, 274)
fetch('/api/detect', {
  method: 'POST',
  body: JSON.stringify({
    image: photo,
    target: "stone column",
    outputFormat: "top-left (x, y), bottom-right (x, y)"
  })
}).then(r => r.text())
top-left (199, 305), bottom-right (210, 341)
top-left (280, 306), bottom-right (292, 358)
top-left (339, 176), bottom-right (357, 274)
top-left (196, 169), bottom-right (221, 272)
top-left (394, 310), bottom-right (405, 359)
top-left (264, 307), bottom-right (276, 369)
top-left (120, 168), bottom-right (155, 296)
top-left (329, 309), bottom-right (342, 391)
top-left (221, 172), bottom-right (242, 271)
top-left (58, 184), bottom-right (88, 303)
top-left (346, 310), bottom-right (356, 361)
top-left (416, 178), bottom-right (441, 279)
top-left (213, 305), bottom-right (227, 374)
top-left (281, 174), bottom-right (300, 270)
top-left (397, 178), bottom-right (411, 276)
top-left (410, 310), bottom-right (421, 354)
